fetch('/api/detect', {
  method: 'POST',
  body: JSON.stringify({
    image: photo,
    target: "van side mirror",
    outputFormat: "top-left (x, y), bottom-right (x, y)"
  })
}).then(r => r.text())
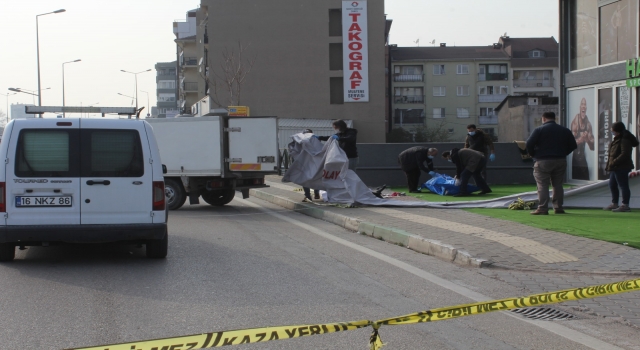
top-left (162, 164), bottom-right (167, 174)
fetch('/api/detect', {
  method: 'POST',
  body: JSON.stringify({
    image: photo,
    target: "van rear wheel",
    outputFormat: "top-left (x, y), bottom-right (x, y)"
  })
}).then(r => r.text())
top-left (146, 232), bottom-right (168, 259)
top-left (0, 243), bottom-right (15, 262)
top-left (165, 179), bottom-right (186, 210)
top-left (201, 189), bottom-right (235, 206)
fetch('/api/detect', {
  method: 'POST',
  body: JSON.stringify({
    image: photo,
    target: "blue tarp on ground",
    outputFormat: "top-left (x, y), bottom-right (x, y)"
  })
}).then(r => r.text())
top-left (420, 173), bottom-right (480, 196)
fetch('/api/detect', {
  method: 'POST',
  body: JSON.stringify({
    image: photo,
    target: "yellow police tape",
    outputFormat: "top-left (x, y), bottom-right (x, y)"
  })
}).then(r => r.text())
top-left (68, 278), bottom-right (640, 350)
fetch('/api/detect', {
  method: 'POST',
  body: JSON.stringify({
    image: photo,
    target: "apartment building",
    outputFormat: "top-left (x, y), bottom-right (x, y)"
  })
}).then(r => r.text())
top-left (173, 9), bottom-right (206, 114)
top-left (559, 0), bottom-right (640, 182)
top-left (500, 36), bottom-right (559, 97)
top-left (154, 61), bottom-right (179, 118)
top-left (199, 0), bottom-right (388, 143)
top-left (390, 44), bottom-right (510, 141)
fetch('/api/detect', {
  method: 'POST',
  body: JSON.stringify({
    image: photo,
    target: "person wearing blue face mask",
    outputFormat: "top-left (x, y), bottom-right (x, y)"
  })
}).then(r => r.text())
top-left (464, 124), bottom-right (495, 181)
top-left (398, 146), bottom-right (438, 193)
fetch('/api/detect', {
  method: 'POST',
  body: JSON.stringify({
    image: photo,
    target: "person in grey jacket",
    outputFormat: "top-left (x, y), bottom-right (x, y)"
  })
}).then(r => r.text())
top-left (525, 112), bottom-right (578, 215)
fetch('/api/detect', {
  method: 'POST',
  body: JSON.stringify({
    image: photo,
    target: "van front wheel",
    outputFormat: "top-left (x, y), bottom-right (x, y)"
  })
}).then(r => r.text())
top-left (146, 232), bottom-right (168, 259)
top-left (0, 243), bottom-right (15, 262)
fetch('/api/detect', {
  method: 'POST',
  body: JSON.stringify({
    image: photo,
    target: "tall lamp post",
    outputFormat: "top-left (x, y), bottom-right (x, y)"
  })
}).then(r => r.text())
top-left (10, 87), bottom-right (50, 105)
top-left (140, 90), bottom-right (150, 116)
top-left (1, 93), bottom-right (16, 123)
top-left (36, 9), bottom-right (66, 117)
top-left (121, 69), bottom-right (151, 111)
top-left (62, 59), bottom-right (81, 118)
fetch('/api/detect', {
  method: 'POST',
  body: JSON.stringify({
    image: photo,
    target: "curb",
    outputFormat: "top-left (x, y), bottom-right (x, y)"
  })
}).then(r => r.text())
top-left (250, 189), bottom-right (489, 268)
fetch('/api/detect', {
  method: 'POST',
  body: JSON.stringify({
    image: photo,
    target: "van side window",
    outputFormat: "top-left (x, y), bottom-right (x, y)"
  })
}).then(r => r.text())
top-left (15, 130), bottom-right (80, 177)
top-left (82, 130), bottom-right (144, 177)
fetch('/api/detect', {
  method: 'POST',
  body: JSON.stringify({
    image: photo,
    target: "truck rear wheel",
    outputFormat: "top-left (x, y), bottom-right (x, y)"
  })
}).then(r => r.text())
top-left (201, 189), bottom-right (235, 206)
top-left (0, 243), bottom-right (15, 262)
top-left (165, 179), bottom-right (186, 210)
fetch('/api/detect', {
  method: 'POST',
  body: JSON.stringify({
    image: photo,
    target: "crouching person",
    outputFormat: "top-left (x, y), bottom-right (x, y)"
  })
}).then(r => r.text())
top-left (442, 148), bottom-right (492, 197)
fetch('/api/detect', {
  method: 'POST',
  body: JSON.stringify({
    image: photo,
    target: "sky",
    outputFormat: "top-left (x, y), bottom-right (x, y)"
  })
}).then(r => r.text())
top-left (0, 0), bottom-right (558, 119)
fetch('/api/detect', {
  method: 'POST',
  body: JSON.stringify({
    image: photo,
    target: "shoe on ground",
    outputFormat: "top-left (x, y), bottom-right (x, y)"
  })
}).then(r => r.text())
top-left (612, 204), bottom-right (630, 212)
top-left (302, 196), bottom-right (312, 202)
top-left (453, 193), bottom-right (471, 197)
top-left (314, 193), bottom-right (320, 200)
top-left (603, 203), bottom-right (619, 210)
top-left (530, 209), bottom-right (549, 215)
top-left (554, 209), bottom-right (566, 214)
top-left (478, 189), bottom-right (493, 195)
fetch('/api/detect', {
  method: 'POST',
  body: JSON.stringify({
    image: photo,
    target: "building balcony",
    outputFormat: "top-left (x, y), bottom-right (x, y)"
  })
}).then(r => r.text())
top-left (478, 94), bottom-right (507, 103)
top-left (393, 74), bottom-right (424, 82)
top-left (513, 78), bottom-right (554, 88)
top-left (183, 82), bottom-right (198, 92)
top-left (478, 114), bottom-right (498, 125)
top-left (394, 95), bottom-right (425, 104)
top-left (181, 57), bottom-right (198, 67)
top-left (393, 116), bottom-right (425, 125)
top-left (478, 73), bottom-right (508, 81)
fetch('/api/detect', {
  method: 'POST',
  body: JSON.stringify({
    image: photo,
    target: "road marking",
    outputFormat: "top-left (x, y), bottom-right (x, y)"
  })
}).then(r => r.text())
top-left (238, 198), bottom-right (623, 350)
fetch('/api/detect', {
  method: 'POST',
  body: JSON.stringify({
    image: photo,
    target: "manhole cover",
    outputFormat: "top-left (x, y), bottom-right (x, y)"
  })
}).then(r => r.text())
top-left (510, 307), bottom-right (575, 321)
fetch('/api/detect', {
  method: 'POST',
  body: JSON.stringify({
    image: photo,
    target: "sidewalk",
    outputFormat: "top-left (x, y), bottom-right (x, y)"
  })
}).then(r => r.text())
top-left (253, 175), bottom-right (640, 275)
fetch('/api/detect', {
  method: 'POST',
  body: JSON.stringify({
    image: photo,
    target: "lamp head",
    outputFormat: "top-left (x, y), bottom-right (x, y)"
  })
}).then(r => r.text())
top-left (74, 59), bottom-right (81, 62)
top-left (8, 88), bottom-right (20, 92)
top-left (54, 9), bottom-right (66, 13)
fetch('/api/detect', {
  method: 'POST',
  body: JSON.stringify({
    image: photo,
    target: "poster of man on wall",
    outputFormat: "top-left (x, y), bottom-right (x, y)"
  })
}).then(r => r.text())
top-left (569, 89), bottom-right (595, 180)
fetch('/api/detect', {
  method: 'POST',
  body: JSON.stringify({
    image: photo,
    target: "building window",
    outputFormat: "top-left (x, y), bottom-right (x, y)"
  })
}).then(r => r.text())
top-left (394, 87), bottom-right (424, 103)
top-left (330, 77), bottom-right (344, 104)
top-left (329, 43), bottom-right (343, 70)
top-left (480, 107), bottom-right (494, 116)
top-left (530, 50), bottom-right (545, 58)
top-left (570, 0), bottom-right (597, 70)
top-left (433, 86), bottom-right (446, 97)
top-left (393, 65), bottom-right (424, 82)
top-left (599, 0), bottom-right (637, 65)
top-left (457, 108), bottom-right (470, 118)
top-left (478, 64), bottom-right (508, 80)
top-left (499, 86), bottom-right (508, 95)
top-left (433, 65), bottom-right (445, 75)
top-left (432, 108), bottom-right (445, 119)
top-left (329, 9), bottom-right (342, 37)
top-left (158, 80), bottom-right (175, 89)
top-left (158, 93), bottom-right (176, 102)
top-left (456, 64), bottom-right (469, 74)
top-left (448, 128), bottom-right (455, 134)
top-left (394, 109), bottom-right (425, 124)
top-left (478, 86), bottom-right (507, 95)
top-left (457, 86), bottom-right (469, 96)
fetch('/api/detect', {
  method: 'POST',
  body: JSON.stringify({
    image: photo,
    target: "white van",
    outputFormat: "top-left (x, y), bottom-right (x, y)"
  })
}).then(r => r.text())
top-left (0, 118), bottom-right (168, 261)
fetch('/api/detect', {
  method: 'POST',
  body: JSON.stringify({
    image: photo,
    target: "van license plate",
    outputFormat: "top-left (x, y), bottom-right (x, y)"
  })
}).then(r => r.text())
top-left (15, 196), bottom-right (72, 207)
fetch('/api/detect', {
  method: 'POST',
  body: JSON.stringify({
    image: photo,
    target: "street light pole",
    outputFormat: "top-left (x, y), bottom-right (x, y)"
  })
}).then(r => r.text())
top-left (121, 69), bottom-right (151, 112)
top-left (62, 59), bottom-right (81, 118)
top-left (36, 9), bottom-right (65, 117)
top-left (140, 90), bottom-right (149, 116)
top-left (1, 93), bottom-right (16, 123)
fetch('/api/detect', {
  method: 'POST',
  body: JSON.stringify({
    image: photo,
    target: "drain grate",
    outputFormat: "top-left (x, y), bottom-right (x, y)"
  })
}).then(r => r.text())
top-left (510, 307), bottom-right (575, 321)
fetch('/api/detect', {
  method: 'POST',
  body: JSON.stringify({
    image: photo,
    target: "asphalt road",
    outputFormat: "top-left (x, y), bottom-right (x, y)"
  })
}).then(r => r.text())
top-left (0, 196), bottom-right (638, 350)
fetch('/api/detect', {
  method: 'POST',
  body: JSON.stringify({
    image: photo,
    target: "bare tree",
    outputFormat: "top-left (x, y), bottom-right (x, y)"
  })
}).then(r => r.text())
top-left (202, 42), bottom-right (257, 108)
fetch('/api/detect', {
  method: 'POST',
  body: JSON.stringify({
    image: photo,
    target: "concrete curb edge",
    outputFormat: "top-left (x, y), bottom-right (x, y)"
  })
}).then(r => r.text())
top-left (250, 189), bottom-right (489, 268)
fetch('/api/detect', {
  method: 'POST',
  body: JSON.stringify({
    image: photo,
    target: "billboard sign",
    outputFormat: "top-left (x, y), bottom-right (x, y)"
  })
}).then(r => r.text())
top-left (342, 1), bottom-right (369, 102)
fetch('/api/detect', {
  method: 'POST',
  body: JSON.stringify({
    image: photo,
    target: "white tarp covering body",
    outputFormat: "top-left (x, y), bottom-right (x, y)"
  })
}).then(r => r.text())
top-left (283, 133), bottom-right (432, 206)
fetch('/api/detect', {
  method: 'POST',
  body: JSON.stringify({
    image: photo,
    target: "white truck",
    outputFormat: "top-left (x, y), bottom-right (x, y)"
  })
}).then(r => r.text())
top-left (146, 116), bottom-right (278, 210)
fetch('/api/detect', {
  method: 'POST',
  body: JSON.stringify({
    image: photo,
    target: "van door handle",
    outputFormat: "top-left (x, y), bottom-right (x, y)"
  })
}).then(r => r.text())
top-left (86, 180), bottom-right (111, 186)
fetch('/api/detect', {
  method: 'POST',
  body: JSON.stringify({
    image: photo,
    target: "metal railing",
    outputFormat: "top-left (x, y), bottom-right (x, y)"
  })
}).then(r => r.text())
top-left (182, 57), bottom-right (198, 66)
top-left (478, 114), bottom-right (498, 125)
top-left (393, 95), bottom-right (425, 104)
top-left (478, 94), bottom-right (508, 103)
top-left (513, 78), bottom-right (554, 88)
top-left (183, 82), bottom-right (198, 92)
top-left (393, 116), bottom-right (425, 124)
top-left (478, 73), bottom-right (508, 81)
top-left (393, 74), bottom-right (424, 82)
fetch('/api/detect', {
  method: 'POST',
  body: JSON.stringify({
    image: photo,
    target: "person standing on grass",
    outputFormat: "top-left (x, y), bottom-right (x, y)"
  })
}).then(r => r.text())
top-left (464, 124), bottom-right (495, 181)
top-left (441, 148), bottom-right (492, 197)
top-left (525, 111), bottom-right (577, 215)
top-left (318, 120), bottom-right (358, 171)
top-left (603, 122), bottom-right (639, 212)
top-left (398, 146), bottom-right (438, 193)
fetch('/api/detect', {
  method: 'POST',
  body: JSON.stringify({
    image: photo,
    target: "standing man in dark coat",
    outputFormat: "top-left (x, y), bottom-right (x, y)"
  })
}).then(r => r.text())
top-left (441, 148), bottom-right (492, 197)
top-left (318, 120), bottom-right (358, 171)
top-left (526, 112), bottom-right (578, 215)
top-left (464, 124), bottom-right (495, 180)
top-left (398, 147), bottom-right (438, 193)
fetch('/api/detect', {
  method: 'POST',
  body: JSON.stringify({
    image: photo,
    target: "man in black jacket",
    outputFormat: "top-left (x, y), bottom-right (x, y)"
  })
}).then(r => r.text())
top-left (398, 146), bottom-right (438, 193)
top-left (318, 120), bottom-right (358, 170)
top-left (525, 112), bottom-right (578, 215)
top-left (464, 124), bottom-right (495, 180)
top-left (442, 148), bottom-right (492, 197)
